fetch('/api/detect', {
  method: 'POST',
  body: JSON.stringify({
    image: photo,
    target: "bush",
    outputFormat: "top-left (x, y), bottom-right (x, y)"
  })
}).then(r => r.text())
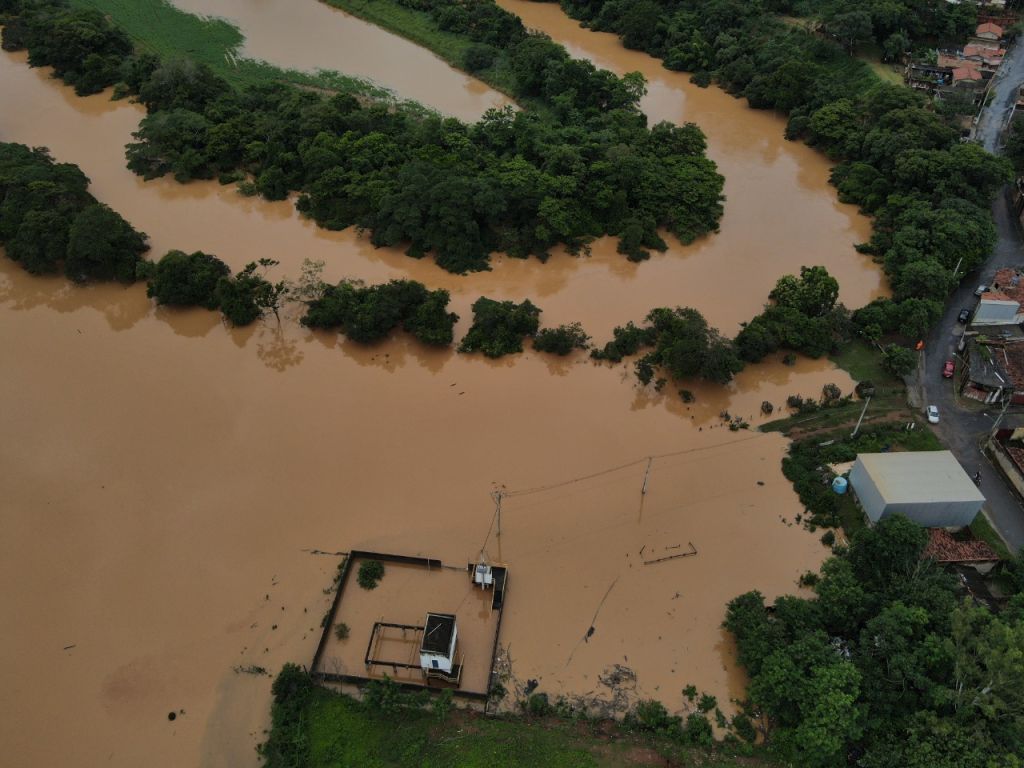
top-left (527, 692), bottom-right (552, 716)
top-left (625, 699), bottom-right (680, 733)
top-left (683, 712), bottom-right (714, 747)
top-left (357, 560), bottom-right (384, 590)
top-left (333, 622), bottom-right (350, 641)
top-left (821, 530), bottom-right (836, 547)
top-left (697, 693), bottom-right (717, 713)
top-left (732, 712), bottom-right (757, 743)
top-left (533, 322), bottom-right (590, 355)
top-left (881, 344), bottom-right (917, 377)
top-left (463, 43), bottom-right (497, 72)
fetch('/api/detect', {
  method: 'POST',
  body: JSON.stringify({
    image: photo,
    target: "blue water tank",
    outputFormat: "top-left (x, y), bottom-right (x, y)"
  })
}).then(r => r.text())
top-left (832, 476), bottom-right (848, 495)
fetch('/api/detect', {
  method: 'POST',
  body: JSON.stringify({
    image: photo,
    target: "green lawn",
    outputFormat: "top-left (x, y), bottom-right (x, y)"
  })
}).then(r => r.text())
top-left (971, 512), bottom-right (1013, 560)
top-left (300, 688), bottom-right (771, 768)
top-left (69, 0), bottom-right (396, 100)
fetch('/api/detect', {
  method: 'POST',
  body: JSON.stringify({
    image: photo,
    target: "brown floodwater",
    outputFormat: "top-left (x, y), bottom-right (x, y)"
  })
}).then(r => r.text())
top-left (1, 258), bottom-right (848, 766)
top-left (0, 41), bottom-right (882, 339)
top-left (2, 10), bottom-right (877, 765)
top-left (165, 0), bottom-right (512, 121)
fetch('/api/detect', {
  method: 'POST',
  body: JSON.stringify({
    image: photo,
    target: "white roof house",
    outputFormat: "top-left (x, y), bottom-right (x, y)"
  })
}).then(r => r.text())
top-left (849, 451), bottom-right (985, 527)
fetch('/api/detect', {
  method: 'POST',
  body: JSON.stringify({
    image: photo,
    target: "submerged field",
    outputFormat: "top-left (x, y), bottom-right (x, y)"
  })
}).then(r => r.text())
top-left (1, 2), bottom-right (891, 767)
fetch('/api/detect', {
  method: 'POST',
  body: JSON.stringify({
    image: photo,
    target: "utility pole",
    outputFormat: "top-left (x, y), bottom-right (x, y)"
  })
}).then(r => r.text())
top-left (851, 396), bottom-right (872, 438)
top-left (493, 490), bottom-right (503, 539)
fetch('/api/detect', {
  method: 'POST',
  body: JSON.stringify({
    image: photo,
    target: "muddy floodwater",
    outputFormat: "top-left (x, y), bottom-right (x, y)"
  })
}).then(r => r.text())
top-left (166, 0), bottom-right (511, 121)
top-left (2, 5), bottom-right (880, 766)
top-left (0, 41), bottom-right (883, 338)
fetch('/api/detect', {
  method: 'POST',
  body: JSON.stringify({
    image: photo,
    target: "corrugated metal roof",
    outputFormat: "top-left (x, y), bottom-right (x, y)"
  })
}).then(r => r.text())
top-left (854, 451), bottom-right (986, 505)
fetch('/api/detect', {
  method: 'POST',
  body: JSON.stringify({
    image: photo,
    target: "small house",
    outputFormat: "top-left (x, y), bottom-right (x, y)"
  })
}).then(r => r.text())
top-left (419, 612), bottom-right (459, 680)
top-left (849, 451), bottom-right (985, 528)
top-left (974, 22), bottom-right (1004, 42)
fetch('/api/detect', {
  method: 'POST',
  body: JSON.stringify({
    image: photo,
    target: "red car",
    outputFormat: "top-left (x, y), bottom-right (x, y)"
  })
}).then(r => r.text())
top-left (943, 360), bottom-right (955, 378)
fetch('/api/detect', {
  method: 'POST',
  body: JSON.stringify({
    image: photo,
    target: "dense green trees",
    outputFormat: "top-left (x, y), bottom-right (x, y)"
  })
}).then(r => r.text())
top-left (725, 516), bottom-right (1024, 768)
top-left (736, 266), bottom-right (848, 362)
top-left (0, 142), bottom-right (149, 280)
top-left (553, 0), bottom-right (1009, 345)
top-left (595, 307), bottom-right (743, 385)
top-left (3, 0), bottom-right (726, 274)
top-left (458, 297), bottom-right (541, 357)
top-left (0, 1), bottom-right (132, 94)
top-left (216, 259), bottom-right (287, 326)
top-left (146, 250), bottom-right (230, 309)
top-left (301, 278), bottom-right (458, 346)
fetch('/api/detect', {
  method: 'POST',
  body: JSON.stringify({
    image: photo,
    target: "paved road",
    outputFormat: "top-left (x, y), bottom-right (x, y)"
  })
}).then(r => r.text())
top-left (920, 43), bottom-right (1024, 552)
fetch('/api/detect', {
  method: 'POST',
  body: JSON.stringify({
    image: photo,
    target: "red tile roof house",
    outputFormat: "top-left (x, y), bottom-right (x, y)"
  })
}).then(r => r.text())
top-left (923, 528), bottom-right (1000, 574)
top-left (974, 22), bottom-right (1004, 42)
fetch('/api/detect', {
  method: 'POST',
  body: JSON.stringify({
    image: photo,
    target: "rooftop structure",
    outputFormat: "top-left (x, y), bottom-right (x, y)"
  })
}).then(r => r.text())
top-left (923, 528), bottom-right (999, 564)
top-left (849, 451), bottom-right (985, 527)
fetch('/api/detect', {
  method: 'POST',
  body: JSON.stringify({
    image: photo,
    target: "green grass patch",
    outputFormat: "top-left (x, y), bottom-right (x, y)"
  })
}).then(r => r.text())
top-left (298, 687), bottom-right (772, 768)
top-left (970, 512), bottom-right (1013, 561)
top-left (324, 0), bottom-right (521, 98)
top-left (831, 340), bottom-right (900, 387)
top-left (68, 0), bottom-right (397, 100)
top-left (853, 42), bottom-right (904, 86)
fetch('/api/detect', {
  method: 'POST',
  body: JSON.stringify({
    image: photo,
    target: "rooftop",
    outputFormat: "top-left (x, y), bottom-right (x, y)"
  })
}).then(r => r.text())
top-left (967, 337), bottom-right (1010, 389)
top-left (990, 267), bottom-right (1024, 302)
top-left (923, 528), bottom-right (999, 563)
top-left (976, 22), bottom-right (1004, 37)
top-left (953, 66), bottom-right (984, 82)
top-left (854, 451), bottom-right (986, 506)
top-left (421, 612), bottom-right (456, 654)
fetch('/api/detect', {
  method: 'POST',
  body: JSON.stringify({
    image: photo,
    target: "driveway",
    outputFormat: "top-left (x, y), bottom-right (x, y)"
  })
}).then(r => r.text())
top-left (920, 43), bottom-right (1024, 552)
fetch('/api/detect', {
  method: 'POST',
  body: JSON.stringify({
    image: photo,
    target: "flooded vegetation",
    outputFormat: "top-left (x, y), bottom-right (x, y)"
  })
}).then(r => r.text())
top-left (0, 2), bottom-right (905, 766)
top-left (164, 0), bottom-right (511, 120)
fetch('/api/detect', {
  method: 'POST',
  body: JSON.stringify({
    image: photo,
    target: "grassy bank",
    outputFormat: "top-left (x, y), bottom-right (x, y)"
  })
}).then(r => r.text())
top-left (69, 0), bottom-right (396, 100)
top-left (323, 0), bottom-right (521, 98)
top-left (282, 685), bottom-right (773, 768)
top-left (761, 342), bottom-right (910, 436)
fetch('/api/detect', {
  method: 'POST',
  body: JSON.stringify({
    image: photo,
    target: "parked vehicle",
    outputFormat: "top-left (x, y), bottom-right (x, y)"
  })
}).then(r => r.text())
top-left (958, 308), bottom-right (971, 324)
top-left (943, 360), bottom-right (954, 378)
top-left (926, 405), bottom-right (940, 423)
top-left (975, 285), bottom-right (989, 296)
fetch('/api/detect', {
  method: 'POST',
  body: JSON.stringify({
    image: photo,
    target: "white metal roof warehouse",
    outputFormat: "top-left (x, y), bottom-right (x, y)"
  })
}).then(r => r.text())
top-left (848, 451), bottom-right (986, 528)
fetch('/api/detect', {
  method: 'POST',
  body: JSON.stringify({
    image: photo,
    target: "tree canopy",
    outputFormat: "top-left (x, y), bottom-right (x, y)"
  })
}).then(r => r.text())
top-left (725, 516), bottom-right (1024, 768)
top-left (0, 142), bottom-right (149, 281)
top-left (2, 0), bottom-right (726, 274)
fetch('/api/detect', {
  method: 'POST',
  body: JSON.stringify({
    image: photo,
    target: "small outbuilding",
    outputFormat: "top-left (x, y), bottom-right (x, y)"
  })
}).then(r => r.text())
top-left (849, 451), bottom-right (985, 527)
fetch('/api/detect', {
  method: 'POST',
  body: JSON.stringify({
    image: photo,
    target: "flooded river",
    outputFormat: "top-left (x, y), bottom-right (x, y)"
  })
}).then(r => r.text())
top-left (2, 4), bottom-right (880, 766)
top-left (166, 0), bottom-right (512, 121)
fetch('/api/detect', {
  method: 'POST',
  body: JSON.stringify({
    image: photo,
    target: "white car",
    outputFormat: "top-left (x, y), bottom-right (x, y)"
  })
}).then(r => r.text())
top-left (926, 405), bottom-right (940, 423)
top-left (975, 285), bottom-right (989, 296)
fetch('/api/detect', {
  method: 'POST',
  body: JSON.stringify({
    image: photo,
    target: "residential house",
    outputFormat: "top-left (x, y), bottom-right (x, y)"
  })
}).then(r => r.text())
top-left (973, 22), bottom-right (1004, 43)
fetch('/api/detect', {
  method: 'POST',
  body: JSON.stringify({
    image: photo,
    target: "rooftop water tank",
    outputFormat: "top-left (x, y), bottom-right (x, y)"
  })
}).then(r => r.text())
top-left (832, 476), bottom-right (849, 495)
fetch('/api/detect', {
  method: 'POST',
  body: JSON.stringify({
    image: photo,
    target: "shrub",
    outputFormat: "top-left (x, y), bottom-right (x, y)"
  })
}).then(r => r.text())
top-left (683, 712), bottom-right (714, 747)
top-left (697, 693), bottom-right (717, 713)
top-left (882, 344), bottom-right (916, 377)
top-left (732, 712), bottom-right (757, 742)
top-left (463, 43), bottom-right (497, 72)
top-left (533, 322), bottom-right (591, 355)
top-left (527, 692), bottom-right (552, 716)
top-left (625, 699), bottom-right (680, 733)
top-left (357, 560), bottom-right (384, 590)
top-left (821, 530), bottom-right (836, 547)
top-left (333, 622), bottom-right (350, 641)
